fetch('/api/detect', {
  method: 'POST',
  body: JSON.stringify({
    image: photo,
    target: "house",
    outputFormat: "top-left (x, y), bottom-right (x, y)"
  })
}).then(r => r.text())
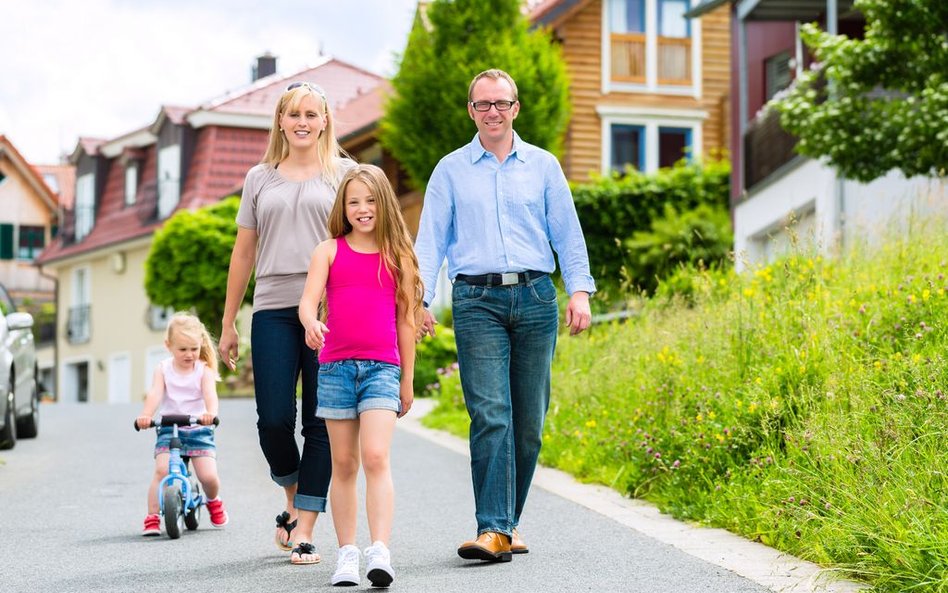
top-left (685, 0), bottom-right (946, 270)
top-left (0, 136), bottom-right (73, 392)
top-left (530, 0), bottom-right (731, 180)
top-left (0, 136), bottom-right (63, 301)
top-left (36, 55), bottom-right (408, 404)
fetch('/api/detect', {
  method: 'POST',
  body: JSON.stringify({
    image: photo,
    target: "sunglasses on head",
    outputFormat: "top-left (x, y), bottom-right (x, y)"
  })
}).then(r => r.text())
top-left (285, 81), bottom-right (326, 96)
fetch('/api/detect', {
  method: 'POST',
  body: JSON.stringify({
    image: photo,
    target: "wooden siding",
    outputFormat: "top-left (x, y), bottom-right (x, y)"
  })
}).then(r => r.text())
top-left (554, 0), bottom-right (731, 180)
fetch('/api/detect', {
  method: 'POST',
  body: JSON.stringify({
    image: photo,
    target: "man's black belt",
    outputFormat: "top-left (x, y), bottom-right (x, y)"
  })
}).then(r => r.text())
top-left (455, 270), bottom-right (547, 287)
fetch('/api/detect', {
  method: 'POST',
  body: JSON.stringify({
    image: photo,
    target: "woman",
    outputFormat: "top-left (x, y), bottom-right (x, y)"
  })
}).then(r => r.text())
top-left (219, 80), bottom-right (354, 565)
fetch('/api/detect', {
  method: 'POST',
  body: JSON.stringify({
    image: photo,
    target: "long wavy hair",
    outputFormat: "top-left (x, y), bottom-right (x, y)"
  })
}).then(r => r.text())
top-left (262, 82), bottom-right (348, 189)
top-left (328, 164), bottom-right (425, 331)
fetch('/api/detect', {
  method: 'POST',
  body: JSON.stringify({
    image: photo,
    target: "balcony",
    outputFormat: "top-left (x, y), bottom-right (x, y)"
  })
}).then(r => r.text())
top-left (67, 305), bottom-right (91, 344)
top-left (743, 107), bottom-right (799, 192)
top-left (610, 33), bottom-right (693, 86)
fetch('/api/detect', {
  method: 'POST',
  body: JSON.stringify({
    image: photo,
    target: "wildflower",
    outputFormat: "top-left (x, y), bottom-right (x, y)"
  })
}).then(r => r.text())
top-left (585, 419), bottom-right (597, 429)
top-left (654, 452), bottom-right (661, 459)
top-left (908, 294), bottom-right (917, 304)
top-left (923, 289), bottom-right (931, 301)
top-left (895, 394), bottom-right (906, 402)
top-left (858, 304), bottom-right (866, 314)
top-left (672, 459), bottom-right (680, 468)
top-left (708, 411), bottom-right (716, 420)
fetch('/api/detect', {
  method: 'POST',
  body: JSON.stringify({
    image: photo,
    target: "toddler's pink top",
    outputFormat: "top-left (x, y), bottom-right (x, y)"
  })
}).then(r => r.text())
top-left (157, 358), bottom-right (207, 418)
top-left (319, 237), bottom-right (399, 366)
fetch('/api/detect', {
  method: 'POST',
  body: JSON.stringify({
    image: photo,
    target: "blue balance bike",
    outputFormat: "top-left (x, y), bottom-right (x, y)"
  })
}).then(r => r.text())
top-left (135, 414), bottom-right (219, 539)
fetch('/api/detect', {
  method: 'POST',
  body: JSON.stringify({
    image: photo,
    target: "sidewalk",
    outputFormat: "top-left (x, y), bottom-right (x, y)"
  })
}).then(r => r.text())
top-left (401, 398), bottom-right (866, 593)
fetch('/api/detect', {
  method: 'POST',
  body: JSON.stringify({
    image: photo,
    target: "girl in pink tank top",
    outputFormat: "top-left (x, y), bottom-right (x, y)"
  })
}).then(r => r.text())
top-left (299, 164), bottom-right (424, 587)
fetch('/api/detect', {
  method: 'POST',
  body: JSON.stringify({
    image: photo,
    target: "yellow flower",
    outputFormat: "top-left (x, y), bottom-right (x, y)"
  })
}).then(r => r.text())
top-left (748, 402), bottom-right (758, 413)
top-left (585, 419), bottom-right (597, 429)
top-left (874, 361), bottom-right (882, 368)
top-left (696, 414), bottom-right (703, 422)
top-left (744, 288), bottom-right (755, 298)
top-left (708, 411), bottom-right (716, 420)
top-left (923, 289), bottom-right (931, 301)
top-left (715, 434), bottom-right (725, 442)
top-left (912, 354), bottom-right (921, 363)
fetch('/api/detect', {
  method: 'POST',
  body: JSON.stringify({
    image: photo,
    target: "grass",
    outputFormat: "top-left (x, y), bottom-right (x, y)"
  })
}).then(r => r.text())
top-left (423, 223), bottom-right (948, 592)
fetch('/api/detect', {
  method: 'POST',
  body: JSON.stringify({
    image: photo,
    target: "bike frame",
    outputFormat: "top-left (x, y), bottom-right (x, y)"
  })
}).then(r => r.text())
top-left (157, 423), bottom-right (200, 515)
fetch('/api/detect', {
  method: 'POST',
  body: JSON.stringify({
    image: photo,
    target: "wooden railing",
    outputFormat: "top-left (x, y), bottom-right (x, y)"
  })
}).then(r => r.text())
top-left (611, 33), bottom-right (646, 83)
top-left (657, 36), bottom-right (691, 85)
top-left (743, 107), bottom-right (799, 191)
top-left (610, 33), bottom-right (693, 86)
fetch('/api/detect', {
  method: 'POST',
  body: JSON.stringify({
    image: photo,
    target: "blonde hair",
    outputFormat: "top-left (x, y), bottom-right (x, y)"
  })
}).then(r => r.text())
top-left (468, 68), bottom-right (519, 101)
top-left (262, 82), bottom-right (349, 189)
top-left (165, 312), bottom-right (219, 376)
top-left (328, 164), bottom-right (426, 331)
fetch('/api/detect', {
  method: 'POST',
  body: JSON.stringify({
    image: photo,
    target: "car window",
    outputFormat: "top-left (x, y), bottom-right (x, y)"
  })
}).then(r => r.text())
top-left (0, 283), bottom-right (15, 314)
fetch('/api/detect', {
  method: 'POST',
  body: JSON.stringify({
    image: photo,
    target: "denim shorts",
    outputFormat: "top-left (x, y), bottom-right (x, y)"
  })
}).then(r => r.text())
top-left (154, 426), bottom-right (216, 458)
top-left (316, 360), bottom-right (401, 420)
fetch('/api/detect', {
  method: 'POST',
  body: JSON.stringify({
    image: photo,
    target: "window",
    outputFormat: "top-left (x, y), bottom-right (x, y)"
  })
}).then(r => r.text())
top-left (607, 0), bottom-right (694, 88)
top-left (147, 304), bottom-right (174, 332)
top-left (75, 173), bottom-right (95, 241)
top-left (599, 107), bottom-right (703, 174)
top-left (125, 162), bottom-right (138, 206)
top-left (0, 223), bottom-right (12, 260)
top-left (0, 171), bottom-right (6, 185)
top-left (17, 225), bottom-right (45, 260)
top-left (658, 127), bottom-right (691, 168)
top-left (765, 51), bottom-right (793, 100)
top-left (611, 124), bottom-right (645, 172)
top-left (43, 173), bottom-right (59, 193)
top-left (157, 145), bottom-right (181, 219)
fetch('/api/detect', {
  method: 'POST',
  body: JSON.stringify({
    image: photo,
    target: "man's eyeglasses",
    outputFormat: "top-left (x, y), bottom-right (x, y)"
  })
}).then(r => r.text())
top-left (469, 100), bottom-right (516, 112)
top-left (286, 81), bottom-right (325, 96)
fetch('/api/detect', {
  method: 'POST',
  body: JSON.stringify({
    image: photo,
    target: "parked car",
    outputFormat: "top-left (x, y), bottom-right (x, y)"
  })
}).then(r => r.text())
top-left (0, 283), bottom-right (39, 449)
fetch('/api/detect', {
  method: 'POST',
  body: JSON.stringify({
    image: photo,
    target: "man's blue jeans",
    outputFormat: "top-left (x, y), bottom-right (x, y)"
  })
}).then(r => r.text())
top-left (251, 307), bottom-right (332, 512)
top-left (452, 274), bottom-right (559, 536)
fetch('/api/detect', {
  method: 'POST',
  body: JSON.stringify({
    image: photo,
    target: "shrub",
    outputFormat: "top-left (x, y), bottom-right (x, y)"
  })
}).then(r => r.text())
top-left (414, 327), bottom-right (457, 396)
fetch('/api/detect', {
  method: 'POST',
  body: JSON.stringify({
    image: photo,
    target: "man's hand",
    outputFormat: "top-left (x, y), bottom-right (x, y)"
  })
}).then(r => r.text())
top-left (420, 308), bottom-right (438, 338)
top-left (564, 291), bottom-right (591, 336)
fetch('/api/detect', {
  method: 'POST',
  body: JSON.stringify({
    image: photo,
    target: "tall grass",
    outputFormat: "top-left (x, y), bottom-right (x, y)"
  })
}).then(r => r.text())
top-left (424, 224), bottom-right (948, 592)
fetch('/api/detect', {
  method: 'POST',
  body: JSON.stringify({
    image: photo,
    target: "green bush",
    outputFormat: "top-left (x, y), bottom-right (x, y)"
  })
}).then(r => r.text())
top-left (414, 327), bottom-right (457, 396)
top-left (625, 203), bottom-right (733, 295)
top-left (571, 160), bottom-right (730, 303)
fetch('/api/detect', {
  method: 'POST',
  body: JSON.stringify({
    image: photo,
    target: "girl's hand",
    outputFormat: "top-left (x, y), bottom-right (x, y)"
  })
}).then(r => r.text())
top-left (304, 321), bottom-right (329, 350)
top-left (397, 384), bottom-right (414, 418)
top-left (199, 413), bottom-right (216, 426)
top-left (135, 416), bottom-right (153, 430)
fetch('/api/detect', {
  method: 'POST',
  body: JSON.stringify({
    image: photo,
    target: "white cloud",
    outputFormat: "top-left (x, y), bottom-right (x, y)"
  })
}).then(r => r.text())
top-left (0, 0), bottom-right (417, 164)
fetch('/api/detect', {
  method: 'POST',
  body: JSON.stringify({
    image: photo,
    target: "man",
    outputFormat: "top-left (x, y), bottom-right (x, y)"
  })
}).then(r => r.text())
top-left (415, 69), bottom-right (595, 562)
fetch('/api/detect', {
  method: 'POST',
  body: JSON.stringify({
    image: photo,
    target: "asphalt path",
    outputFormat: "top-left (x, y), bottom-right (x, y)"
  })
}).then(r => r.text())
top-left (0, 399), bottom-right (778, 593)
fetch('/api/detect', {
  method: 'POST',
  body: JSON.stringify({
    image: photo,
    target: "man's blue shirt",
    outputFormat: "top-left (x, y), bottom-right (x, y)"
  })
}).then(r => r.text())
top-left (415, 132), bottom-right (596, 305)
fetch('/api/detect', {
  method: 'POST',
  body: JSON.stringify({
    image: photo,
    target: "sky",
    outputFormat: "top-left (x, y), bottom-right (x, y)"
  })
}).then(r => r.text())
top-left (0, 0), bottom-right (420, 165)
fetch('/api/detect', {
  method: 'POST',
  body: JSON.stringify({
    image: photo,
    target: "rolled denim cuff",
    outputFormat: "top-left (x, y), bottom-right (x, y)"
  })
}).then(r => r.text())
top-left (294, 493), bottom-right (327, 513)
top-left (271, 469), bottom-right (299, 487)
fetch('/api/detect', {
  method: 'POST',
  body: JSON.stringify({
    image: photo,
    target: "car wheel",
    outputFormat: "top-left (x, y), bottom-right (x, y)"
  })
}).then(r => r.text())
top-left (16, 377), bottom-right (39, 439)
top-left (0, 385), bottom-right (16, 450)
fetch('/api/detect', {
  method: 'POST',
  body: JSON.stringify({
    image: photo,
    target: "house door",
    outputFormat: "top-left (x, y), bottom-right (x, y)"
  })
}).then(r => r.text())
top-left (108, 353), bottom-right (131, 404)
top-left (62, 361), bottom-right (89, 403)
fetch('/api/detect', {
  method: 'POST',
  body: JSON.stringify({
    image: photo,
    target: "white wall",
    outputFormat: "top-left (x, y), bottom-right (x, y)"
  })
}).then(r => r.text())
top-left (734, 159), bottom-right (946, 271)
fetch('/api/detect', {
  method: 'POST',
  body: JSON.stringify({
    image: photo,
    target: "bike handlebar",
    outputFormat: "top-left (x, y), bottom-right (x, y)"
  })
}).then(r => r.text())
top-left (134, 415), bottom-right (220, 431)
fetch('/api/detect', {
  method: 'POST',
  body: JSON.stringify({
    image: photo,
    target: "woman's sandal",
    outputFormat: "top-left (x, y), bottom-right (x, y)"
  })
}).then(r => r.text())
top-left (290, 541), bottom-right (320, 565)
top-left (275, 511), bottom-right (297, 552)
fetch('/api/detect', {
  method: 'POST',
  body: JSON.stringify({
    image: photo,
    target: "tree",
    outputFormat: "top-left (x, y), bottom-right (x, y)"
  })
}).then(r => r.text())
top-left (380, 0), bottom-right (570, 189)
top-left (771, 0), bottom-right (947, 183)
top-left (144, 197), bottom-right (252, 338)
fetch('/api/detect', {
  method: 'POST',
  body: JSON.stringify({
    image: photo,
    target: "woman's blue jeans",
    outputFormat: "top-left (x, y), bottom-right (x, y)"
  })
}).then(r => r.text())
top-left (251, 307), bottom-right (332, 512)
top-left (452, 274), bottom-right (559, 536)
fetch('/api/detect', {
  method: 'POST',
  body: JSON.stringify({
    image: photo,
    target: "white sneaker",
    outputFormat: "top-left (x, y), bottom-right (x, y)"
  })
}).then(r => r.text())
top-left (364, 541), bottom-right (394, 587)
top-left (332, 545), bottom-right (361, 587)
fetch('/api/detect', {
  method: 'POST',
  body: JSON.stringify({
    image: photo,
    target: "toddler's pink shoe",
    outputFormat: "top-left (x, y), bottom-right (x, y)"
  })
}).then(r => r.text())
top-left (142, 513), bottom-right (161, 536)
top-left (207, 498), bottom-right (229, 528)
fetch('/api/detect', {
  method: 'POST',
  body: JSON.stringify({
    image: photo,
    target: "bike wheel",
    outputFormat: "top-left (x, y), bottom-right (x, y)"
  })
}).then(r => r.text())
top-left (185, 477), bottom-right (201, 531)
top-left (163, 484), bottom-right (184, 539)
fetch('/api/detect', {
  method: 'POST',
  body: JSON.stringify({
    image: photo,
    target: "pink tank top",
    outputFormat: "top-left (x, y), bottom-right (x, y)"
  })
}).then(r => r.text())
top-left (319, 237), bottom-right (399, 365)
top-left (157, 358), bottom-right (207, 418)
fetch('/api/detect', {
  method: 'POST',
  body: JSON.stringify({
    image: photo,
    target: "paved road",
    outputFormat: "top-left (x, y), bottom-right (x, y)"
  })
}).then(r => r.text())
top-left (0, 399), bottom-right (773, 593)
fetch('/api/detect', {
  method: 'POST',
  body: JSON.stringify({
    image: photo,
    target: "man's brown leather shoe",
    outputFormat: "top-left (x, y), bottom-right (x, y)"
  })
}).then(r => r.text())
top-left (457, 532), bottom-right (512, 562)
top-left (511, 528), bottom-right (528, 554)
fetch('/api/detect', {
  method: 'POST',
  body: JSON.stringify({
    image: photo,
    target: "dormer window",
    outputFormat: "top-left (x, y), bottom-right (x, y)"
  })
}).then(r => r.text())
top-left (157, 144), bottom-right (181, 219)
top-left (125, 161), bottom-right (139, 206)
top-left (75, 173), bottom-right (95, 241)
